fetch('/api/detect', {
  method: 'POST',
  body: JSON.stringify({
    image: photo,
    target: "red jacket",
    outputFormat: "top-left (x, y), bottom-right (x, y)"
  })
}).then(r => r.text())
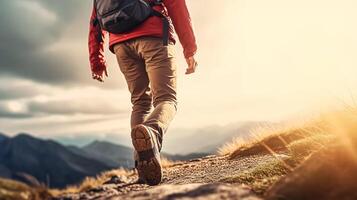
top-left (88, 0), bottom-right (197, 77)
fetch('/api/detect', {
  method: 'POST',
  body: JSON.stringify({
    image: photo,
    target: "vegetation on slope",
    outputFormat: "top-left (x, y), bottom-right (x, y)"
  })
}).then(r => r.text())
top-left (219, 108), bottom-right (357, 196)
top-left (0, 178), bottom-right (51, 200)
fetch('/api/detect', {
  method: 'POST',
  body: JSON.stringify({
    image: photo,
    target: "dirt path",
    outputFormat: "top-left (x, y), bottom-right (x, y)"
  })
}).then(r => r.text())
top-left (163, 154), bottom-right (274, 184)
top-left (56, 154), bottom-right (276, 200)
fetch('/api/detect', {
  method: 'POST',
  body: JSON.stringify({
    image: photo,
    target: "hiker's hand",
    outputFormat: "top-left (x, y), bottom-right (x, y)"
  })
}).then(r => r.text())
top-left (92, 69), bottom-right (108, 82)
top-left (185, 56), bottom-right (198, 75)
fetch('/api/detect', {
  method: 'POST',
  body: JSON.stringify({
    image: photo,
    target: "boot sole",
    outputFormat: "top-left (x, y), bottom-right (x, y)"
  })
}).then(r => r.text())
top-left (131, 125), bottom-right (162, 186)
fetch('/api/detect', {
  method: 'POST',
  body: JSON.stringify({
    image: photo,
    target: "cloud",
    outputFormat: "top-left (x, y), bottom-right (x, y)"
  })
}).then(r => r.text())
top-left (0, 86), bottom-right (39, 101)
top-left (0, 103), bottom-right (33, 119)
top-left (0, 74), bottom-right (130, 119)
top-left (0, 98), bottom-right (126, 119)
top-left (0, 111), bottom-right (33, 119)
top-left (0, 78), bottom-right (44, 100)
top-left (0, 0), bottom-right (98, 86)
top-left (28, 99), bottom-right (125, 115)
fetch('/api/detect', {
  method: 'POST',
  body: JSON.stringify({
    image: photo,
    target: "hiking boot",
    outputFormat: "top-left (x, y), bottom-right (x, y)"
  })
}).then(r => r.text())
top-left (131, 124), bottom-right (162, 185)
top-left (133, 150), bottom-right (145, 184)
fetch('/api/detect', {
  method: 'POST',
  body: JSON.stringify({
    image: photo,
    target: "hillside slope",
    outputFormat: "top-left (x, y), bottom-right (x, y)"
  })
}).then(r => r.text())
top-left (68, 141), bottom-right (134, 168)
top-left (0, 134), bottom-right (112, 188)
top-left (54, 110), bottom-right (357, 200)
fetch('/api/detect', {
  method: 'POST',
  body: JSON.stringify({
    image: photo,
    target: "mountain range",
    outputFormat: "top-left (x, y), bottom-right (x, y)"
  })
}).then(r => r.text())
top-left (67, 140), bottom-right (134, 169)
top-left (0, 133), bottom-right (111, 188)
top-left (0, 133), bottom-right (208, 188)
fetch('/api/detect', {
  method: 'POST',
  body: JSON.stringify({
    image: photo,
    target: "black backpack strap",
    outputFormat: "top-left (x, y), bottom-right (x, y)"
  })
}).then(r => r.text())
top-left (149, 0), bottom-right (169, 46)
top-left (92, 18), bottom-right (99, 27)
top-left (92, 0), bottom-right (99, 26)
top-left (151, 10), bottom-right (169, 46)
top-left (149, 0), bottom-right (163, 6)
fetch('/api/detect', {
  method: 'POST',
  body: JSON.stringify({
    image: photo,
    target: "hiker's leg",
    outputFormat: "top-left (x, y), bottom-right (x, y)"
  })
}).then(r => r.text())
top-left (114, 43), bottom-right (152, 129)
top-left (137, 37), bottom-right (178, 148)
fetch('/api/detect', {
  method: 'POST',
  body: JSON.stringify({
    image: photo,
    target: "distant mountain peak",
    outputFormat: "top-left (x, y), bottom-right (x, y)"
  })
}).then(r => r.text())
top-left (15, 133), bottom-right (33, 138)
top-left (90, 140), bottom-right (107, 145)
top-left (0, 133), bottom-right (112, 188)
top-left (82, 139), bottom-right (134, 168)
top-left (0, 132), bottom-right (8, 142)
top-left (84, 140), bottom-right (130, 150)
top-left (12, 133), bottom-right (40, 143)
top-left (0, 132), bottom-right (8, 137)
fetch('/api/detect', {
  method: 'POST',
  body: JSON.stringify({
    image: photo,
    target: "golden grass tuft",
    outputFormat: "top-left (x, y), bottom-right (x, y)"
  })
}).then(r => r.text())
top-left (160, 156), bottom-right (178, 168)
top-left (50, 168), bottom-right (132, 197)
top-left (218, 120), bottom-right (319, 157)
top-left (0, 178), bottom-right (52, 200)
top-left (218, 137), bottom-right (249, 156)
top-left (51, 157), bottom-right (179, 197)
top-left (220, 119), bottom-right (329, 159)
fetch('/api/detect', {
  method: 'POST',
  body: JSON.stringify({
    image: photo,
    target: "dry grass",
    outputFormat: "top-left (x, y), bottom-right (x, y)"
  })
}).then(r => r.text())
top-left (218, 126), bottom-right (332, 194)
top-left (161, 156), bottom-right (178, 168)
top-left (50, 156), bottom-right (177, 197)
top-left (218, 120), bottom-right (323, 157)
top-left (217, 120), bottom-right (331, 193)
top-left (0, 178), bottom-right (52, 200)
top-left (51, 157), bottom-right (177, 197)
top-left (50, 168), bottom-right (132, 197)
top-left (287, 133), bottom-right (334, 159)
top-left (218, 137), bottom-right (249, 156)
top-left (219, 106), bottom-right (357, 194)
top-left (229, 128), bottom-right (317, 159)
top-left (219, 118), bottom-right (330, 159)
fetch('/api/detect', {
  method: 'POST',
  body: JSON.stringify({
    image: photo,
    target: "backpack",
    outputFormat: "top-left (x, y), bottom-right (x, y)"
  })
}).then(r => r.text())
top-left (93, 0), bottom-right (169, 45)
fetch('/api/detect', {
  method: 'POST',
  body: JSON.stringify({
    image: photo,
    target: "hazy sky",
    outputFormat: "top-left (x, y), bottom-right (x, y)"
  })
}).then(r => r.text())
top-left (1, 0), bottom-right (357, 152)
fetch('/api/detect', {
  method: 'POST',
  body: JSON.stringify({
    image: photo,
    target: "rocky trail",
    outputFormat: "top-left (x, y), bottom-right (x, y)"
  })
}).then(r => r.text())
top-left (31, 112), bottom-right (357, 200)
top-left (56, 154), bottom-right (278, 200)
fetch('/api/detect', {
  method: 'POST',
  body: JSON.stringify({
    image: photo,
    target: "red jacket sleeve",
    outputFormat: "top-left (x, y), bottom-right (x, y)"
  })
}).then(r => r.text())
top-left (164, 0), bottom-right (197, 58)
top-left (88, 7), bottom-right (107, 77)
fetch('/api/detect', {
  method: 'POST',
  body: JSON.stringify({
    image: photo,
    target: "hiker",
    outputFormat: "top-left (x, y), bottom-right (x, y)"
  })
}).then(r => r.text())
top-left (88, 0), bottom-right (197, 185)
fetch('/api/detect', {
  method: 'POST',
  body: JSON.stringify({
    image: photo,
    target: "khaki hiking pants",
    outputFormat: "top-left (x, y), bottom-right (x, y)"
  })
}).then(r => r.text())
top-left (114, 37), bottom-right (177, 148)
